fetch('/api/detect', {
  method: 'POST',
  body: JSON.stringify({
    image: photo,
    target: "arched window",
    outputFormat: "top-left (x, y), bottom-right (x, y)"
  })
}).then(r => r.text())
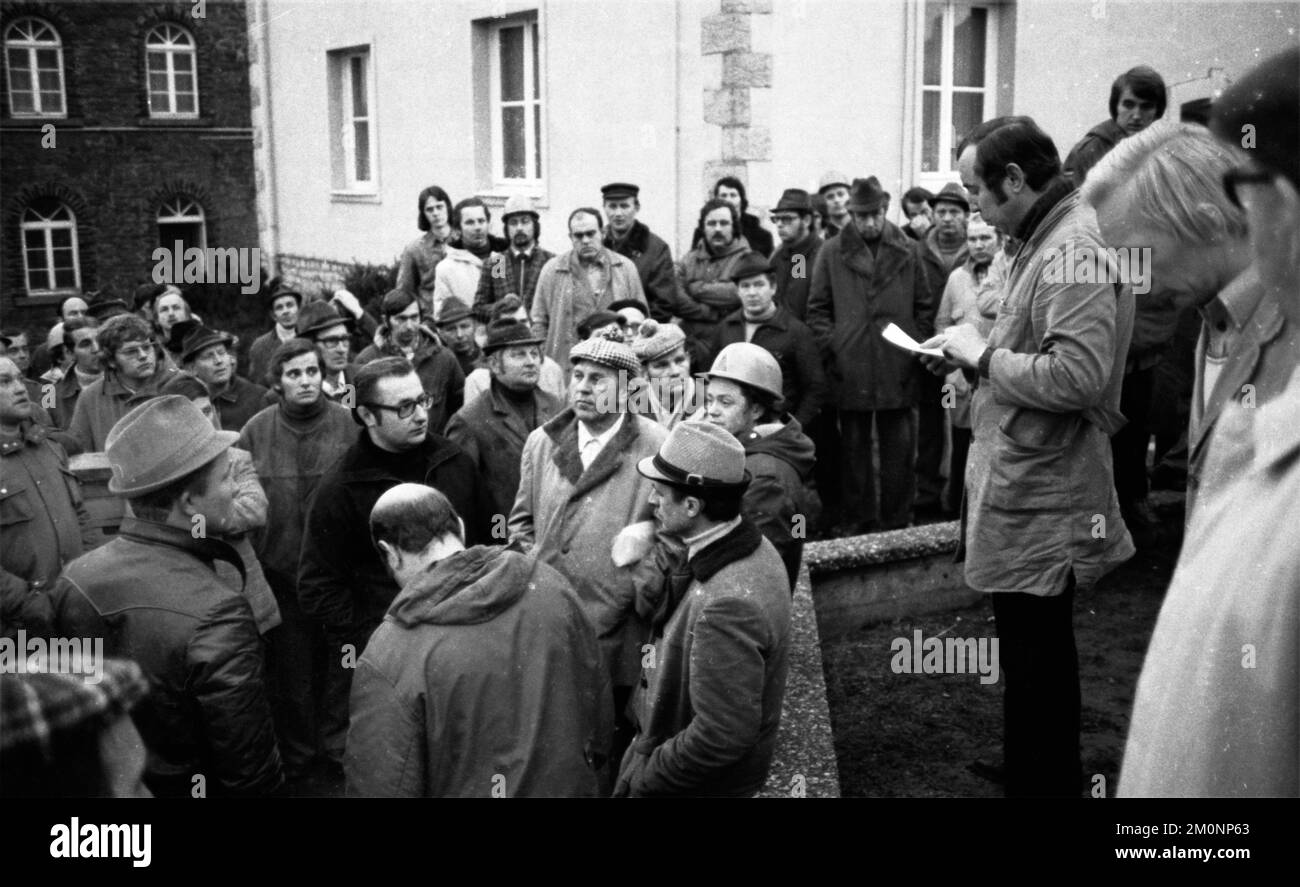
top-left (145, 24), bottom-right (198, 117)
top-left (4, 18), bottom-right (66, 117)
top-left (157, 196), bottom-right (206, 252)
top-left (21, 199), bottom-right (81, 294)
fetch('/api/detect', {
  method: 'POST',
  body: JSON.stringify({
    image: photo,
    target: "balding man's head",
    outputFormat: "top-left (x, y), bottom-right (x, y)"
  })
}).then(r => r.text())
top-left (370, 483), bottom-right (465, 562)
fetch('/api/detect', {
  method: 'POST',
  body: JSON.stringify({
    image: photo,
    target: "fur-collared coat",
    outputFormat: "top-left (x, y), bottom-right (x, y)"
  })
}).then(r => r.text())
top-left (507, 408), bottom-right (669, 687)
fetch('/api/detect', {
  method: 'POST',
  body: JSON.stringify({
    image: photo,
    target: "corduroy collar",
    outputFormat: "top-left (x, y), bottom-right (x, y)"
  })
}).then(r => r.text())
top-left (118, 517), bottom-right (246, 589)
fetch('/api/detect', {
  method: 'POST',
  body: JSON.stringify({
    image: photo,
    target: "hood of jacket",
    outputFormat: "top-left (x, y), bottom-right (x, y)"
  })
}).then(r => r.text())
top-left (741, 415), bottom-right (816, 477)
top-left (386, 545), bottom-right (529, 627)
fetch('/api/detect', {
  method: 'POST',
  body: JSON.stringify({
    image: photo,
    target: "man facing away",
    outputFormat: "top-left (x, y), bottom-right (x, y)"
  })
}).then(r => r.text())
top-left (345, 484), bottom-right (610, 797)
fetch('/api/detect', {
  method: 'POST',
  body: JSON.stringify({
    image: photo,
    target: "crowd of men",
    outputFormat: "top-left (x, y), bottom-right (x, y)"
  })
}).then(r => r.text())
top-left (1, 49), bottom-right (1297, 798)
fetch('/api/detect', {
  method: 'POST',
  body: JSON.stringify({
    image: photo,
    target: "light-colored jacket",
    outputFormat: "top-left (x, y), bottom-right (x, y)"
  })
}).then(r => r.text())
top-left (432, 247), bottom-right (489, 320)
top-left (508, 409), bottom-right (668, 687)
top-left (531, 249), bottom-right (645, 370)
top-left (963, 187), bottom-right (1135, 596)
top-left (936, 254), bottom-right (1007, 428)
top-left (1120, 364), bottom-right (1300, 797)
top-left (1186, 265), bottom-right (1300, 516)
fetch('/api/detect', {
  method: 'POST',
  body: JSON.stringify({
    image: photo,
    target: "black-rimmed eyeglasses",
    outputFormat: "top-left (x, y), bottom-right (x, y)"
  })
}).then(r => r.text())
top-left (363, 393), bottom-right (432, 419)
top-left (1223, 165), bottom-right (1276, 209)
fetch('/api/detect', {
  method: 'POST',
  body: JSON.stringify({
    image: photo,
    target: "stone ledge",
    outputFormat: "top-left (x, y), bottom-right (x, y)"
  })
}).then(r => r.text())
top-left (805, 521), bottom-right (961, 575)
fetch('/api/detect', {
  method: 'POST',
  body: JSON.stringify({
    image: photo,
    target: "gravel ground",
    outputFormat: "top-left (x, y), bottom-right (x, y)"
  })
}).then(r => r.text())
top-left (821, 520), bottom-right (1182, 798)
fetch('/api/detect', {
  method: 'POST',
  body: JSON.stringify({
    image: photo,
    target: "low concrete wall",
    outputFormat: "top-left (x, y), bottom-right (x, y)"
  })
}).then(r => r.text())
top-left (805, 523), bottom-right (981, 641)
top-left (759, 563), bottom-right (841, 798)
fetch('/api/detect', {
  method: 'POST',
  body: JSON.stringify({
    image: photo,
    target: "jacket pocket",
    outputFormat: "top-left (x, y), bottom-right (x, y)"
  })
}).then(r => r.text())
top-left (0, 484), bottom-right (34, 527)
top-left (984, 411), bottom-right (1078, 512)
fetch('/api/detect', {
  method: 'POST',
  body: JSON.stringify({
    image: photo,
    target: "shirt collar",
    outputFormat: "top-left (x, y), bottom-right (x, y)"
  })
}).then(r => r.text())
top-left (577, 413), bottom-right (624, 453)
top-left (683, 515), bottom-right (743, 561)
top-left (276, 324), bottom-right (297, 342)
top-left (1198, 265), bottom-right (1265, 336)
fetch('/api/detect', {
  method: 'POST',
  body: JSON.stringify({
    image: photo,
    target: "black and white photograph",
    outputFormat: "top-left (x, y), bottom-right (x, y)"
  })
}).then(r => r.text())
top-left (0, 0), bottom-right (1296, 863)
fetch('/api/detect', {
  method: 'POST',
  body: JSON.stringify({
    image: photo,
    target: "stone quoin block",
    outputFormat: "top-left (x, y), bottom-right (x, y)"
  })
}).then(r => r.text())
top-left (701, 13), bottom-right (750, 54)
top-left (703, 87), bottom-right (751, 126)
top-left (722, 51), bottom-right (773, 88)
top-left (721, 125), bottom-right (772, 162)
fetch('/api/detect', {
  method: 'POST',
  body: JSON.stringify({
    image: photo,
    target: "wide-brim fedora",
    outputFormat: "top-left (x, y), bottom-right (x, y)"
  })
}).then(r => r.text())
top-left (105, 395), bottom-right (239, 496)
top-left (636, 419), bottom-right (750, 490)
top-left (847, 176), bottom-right (889, 213)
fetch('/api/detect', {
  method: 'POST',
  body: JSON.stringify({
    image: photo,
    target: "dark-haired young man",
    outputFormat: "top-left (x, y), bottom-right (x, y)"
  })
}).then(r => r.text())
top-left (298, 357), bottom-right (487, 765)
top-left (397, 185), bottom-right (455, 316)
top-left (691, 176), bottom-right (774, 257)
top-left (239, 338), bottom-right (355, 782)
top-left (1064, 65), bottom-right (1167, 186)
top-left (920, 116), bottom-right (1135, 797)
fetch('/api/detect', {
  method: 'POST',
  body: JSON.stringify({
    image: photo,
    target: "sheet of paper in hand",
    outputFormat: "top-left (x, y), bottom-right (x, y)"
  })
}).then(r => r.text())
top-left (882, 322), bottom-right (946, 358)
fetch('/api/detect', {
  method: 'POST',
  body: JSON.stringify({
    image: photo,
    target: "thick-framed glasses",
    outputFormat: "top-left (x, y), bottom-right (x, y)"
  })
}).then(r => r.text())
top-left (1223, 165), bottom-right (1276, 209)
top-left (364, 393), bottom-right (431, 419)
top-left (317, 335), bottom-right (350, 348)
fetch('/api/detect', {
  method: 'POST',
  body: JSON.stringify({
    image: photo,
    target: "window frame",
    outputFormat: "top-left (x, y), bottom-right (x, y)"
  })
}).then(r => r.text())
top-left (20, 201), bottom-right (82, 296)
top-left (914, 0), bottom-right (1000, 191)
top-left (335, 46), bottom-right (378, 194)
top-left (487, 15), bottom-right (544, 191)
top-left (145, 22), bottom-right (200, 119)
top-left (157, 196), bottom-right (207, 251)
top-left (4, 17), bottom-right (67, 119)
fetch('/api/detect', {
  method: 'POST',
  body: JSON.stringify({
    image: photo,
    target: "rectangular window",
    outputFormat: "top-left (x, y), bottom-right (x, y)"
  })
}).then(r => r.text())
top-left (488, 16), bottom-right (543, 186)
top-left (329, 46), bottom-right (378, 193)
top-left (918, 1), bottom-right (999, 183)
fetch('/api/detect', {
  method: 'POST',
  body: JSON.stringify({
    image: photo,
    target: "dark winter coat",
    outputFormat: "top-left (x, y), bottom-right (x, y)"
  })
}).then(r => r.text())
top-left (1063, 118), bottom-right (1127, 186)
top-left (236, 400), bottom-right (355, 583)
top-left (806, 220), bottom-right (937, 411)
top-left (298, 429), bottom-right (488, 646)
top-left (345, 546), bottom-right (611, 797)
top-left (0, 421), bottom-right (97, 640)
top-left (444, 381), bottom-right (562, 539)
top-left (713, 305), bottom-right (827, 427)
top-left (212, 376), bottom-right (270, 434)
top-left (739, 417), bottom-right (822, 588)
top-left (771, 232), bottom-right (823, 321)
top-left (605, 221), bottom-right (678, 323)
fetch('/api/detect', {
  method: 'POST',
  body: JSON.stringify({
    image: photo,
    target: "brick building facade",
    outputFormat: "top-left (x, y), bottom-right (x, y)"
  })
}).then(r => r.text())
top-left (0, 0), bottom-right (258, 333)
